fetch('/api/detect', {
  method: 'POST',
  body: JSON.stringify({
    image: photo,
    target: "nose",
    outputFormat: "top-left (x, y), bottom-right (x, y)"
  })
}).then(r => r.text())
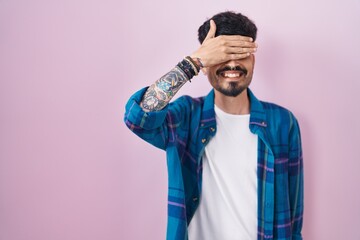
top-left (223, 58), bottom-right (249, 68)
top-left (222, 60), bottom-right (245, 70)
top-left (224, 60), bottom-right (239, 66)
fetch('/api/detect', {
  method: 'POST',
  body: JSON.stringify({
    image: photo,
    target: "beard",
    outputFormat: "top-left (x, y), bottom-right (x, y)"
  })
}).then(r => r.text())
top-left (214, 82), bottom-right (248, 97)
top-left (208, 65), bottom-right (251, 97)
top-left (209, 65), bottom-right (251, 97)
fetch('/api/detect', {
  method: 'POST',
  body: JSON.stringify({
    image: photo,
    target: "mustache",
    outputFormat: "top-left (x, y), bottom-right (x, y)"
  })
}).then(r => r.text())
top-left (216, 66), bottom-right (248, 76)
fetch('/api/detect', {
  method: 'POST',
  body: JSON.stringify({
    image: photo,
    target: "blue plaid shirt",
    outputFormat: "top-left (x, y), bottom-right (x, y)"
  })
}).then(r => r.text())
top-left (124, 87), bottom-right (304, 240)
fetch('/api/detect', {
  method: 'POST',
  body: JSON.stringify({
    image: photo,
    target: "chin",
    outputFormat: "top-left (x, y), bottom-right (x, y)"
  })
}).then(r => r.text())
top-left (215, 83), bottom-right (248, 97)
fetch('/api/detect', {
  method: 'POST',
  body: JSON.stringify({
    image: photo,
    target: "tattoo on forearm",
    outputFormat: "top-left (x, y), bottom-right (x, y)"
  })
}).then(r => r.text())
top-left (140, 66), bottom-right (189, 112)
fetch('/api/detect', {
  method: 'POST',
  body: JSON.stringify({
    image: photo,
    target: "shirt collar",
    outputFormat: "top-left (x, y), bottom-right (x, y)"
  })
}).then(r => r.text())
top-left (201, 88), bottom-right (267, 131)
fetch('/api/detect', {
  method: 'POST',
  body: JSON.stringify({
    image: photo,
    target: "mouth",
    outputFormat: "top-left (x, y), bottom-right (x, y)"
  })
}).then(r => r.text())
top-left (219, 70), bottom-right (245, 78)
top-left (216, 66), bottom-right (247, 81)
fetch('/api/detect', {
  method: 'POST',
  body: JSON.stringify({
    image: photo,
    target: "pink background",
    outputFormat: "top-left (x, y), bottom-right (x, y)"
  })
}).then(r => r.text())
top-left (1, 0), bottom-right (360, 239)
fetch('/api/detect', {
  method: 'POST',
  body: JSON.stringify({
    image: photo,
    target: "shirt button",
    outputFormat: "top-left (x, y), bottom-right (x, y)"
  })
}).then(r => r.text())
top-left (193, 197), bottom-right (198, 202)
top-left (201, 138), bottom-right (207, 144)
top-left (201, 123), bottom-right (205, 127)
top-left (210, 127), bottom-right (215, 132)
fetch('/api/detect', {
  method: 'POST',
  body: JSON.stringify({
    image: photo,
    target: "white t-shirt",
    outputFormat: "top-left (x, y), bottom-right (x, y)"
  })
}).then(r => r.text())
top-left (188, 105), bottom-right (258, 240)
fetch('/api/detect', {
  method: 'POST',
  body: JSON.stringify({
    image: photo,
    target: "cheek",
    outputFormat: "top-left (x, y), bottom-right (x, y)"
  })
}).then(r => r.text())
top-left (245, 64), bottom-right (255, 77)
top-left (208, 70), bottom-right (216, 79)
top-left (207, 72), bottom-right (219, 85)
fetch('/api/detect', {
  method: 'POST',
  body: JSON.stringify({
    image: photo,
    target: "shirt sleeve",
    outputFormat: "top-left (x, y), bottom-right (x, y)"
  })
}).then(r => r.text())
top-left (288, 112), bottom-right (304, 239)
top-left (124, 87), bottom-right (189, 151)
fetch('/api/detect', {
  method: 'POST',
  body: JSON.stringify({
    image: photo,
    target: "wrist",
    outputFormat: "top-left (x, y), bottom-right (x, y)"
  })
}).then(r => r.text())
top-left (189, 55), bottom-right (204, 69)
top-left (177, 57), bottom-right (198, 81)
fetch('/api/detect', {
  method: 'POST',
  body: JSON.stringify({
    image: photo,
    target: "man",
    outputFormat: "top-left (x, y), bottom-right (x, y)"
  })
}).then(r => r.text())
top-left (124, 11), bottom-right (304, 240)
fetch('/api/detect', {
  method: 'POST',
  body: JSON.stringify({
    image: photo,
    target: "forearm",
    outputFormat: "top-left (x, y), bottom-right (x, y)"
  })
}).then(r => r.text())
top-left (140, 57), bottom-right (200, 112)
top-left (140, 66), bottom-right (188, 112)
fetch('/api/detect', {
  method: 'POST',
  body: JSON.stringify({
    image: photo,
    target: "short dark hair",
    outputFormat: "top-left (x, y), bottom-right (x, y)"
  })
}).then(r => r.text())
top-left (198, 11), bottom-right (257, 44)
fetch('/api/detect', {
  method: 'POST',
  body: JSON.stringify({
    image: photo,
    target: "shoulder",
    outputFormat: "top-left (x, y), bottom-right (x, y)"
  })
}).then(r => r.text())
top-left (261, 100), bottom-right (293, 115)
top-left (260, 100), bottom-right (299, 129)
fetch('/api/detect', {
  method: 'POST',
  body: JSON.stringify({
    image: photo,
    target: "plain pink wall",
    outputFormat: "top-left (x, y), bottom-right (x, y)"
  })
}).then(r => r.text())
top-left (1, 0), bottom-right (360, 239)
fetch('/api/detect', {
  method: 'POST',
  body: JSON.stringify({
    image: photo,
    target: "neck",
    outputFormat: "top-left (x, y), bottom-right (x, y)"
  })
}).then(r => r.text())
top-left (214, 88), bottom-right (250, 115)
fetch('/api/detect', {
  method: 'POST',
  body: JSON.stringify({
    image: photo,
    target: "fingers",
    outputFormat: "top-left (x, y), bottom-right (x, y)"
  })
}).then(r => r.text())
top-left (217, 35), bottom-right (257, 54)
top-left (232, 53), bottom-right (253, 59)
top-left (224, 40), bottom-right (257, 48)
top-left (219, 44), bottom-right (257, 63)
top-left (225, 46), bottom-right (257, 54)
top-left (218, 35), bottom-right (254, 42)
top-left (227, 53), bottom-right (253, 61)
top-left (192, 22), bottom-right (258, 67)
top-left (204, 20), bottom-right (216, 42)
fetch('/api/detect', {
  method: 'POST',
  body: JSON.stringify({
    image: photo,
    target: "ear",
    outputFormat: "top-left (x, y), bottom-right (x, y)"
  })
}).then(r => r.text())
top-left (201, 67), bottom-right (208, 75)
top-left (248, 54), bottom-right (256, 72)
top-left (251, 54), bottom-right (256, 65)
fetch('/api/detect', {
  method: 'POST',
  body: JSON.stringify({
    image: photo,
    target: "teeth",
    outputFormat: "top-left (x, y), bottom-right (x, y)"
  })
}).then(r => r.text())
top-left (224, 72), bottom-right (240, 78)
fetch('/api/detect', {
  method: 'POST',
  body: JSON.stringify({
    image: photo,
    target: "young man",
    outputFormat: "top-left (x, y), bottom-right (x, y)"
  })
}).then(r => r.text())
top-left (124, 11), bottom-right (304, 240)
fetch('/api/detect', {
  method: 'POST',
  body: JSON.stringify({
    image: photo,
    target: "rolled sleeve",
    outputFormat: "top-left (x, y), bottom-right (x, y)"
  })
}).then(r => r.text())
top-left (124, 87), bottom-right (171, 150)
top-left (125, 87), bottom-right (169, 130)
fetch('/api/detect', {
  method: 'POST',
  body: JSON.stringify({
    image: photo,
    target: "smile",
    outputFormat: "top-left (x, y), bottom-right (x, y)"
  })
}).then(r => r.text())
top-left (219, 71), bottom-right (245, 78)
